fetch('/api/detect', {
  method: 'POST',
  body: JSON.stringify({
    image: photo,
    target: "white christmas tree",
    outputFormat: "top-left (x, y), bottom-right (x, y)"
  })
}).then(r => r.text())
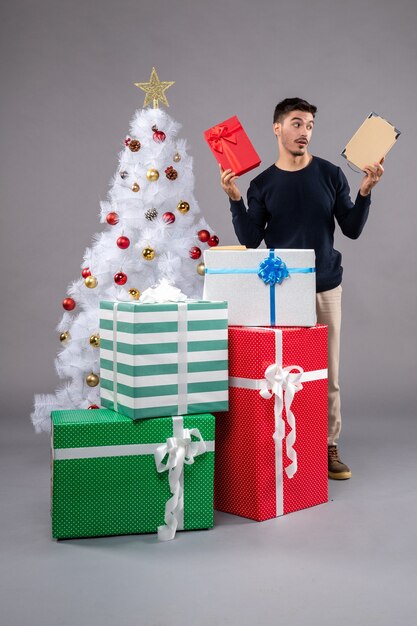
top-left (31, 68), bottom-right (220, 433)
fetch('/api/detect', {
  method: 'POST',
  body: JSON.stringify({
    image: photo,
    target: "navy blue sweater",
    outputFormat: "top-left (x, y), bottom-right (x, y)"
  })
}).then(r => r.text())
top-left (230, 156), bottom-right (371, 292)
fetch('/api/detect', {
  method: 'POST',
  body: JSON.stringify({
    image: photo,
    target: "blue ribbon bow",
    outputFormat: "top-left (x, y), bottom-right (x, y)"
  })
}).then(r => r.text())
top-left (258, 253), bottom-right (290, 285)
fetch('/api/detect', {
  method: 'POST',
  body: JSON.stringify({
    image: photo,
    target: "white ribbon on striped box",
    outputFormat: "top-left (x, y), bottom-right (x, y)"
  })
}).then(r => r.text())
top-left (229, 328), bottom-right (327, 517)
top-left (112, 302), bottom-right (190, 414)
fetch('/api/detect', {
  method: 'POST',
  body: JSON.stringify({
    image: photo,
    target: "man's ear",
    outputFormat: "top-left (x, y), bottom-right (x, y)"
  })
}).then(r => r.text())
top-left (273, 122), bottom-right (281, 137)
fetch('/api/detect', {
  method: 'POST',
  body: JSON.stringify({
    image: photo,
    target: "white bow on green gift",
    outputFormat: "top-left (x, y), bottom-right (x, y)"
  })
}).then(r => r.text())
top-left (154, 417), bottom-right (207, 541)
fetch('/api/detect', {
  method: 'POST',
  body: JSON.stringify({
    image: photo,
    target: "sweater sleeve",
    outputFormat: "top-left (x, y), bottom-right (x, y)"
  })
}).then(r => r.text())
top-left (229, 180), bottom-right (268, 248)
top-left (334, 167), bottom-right (371, 239)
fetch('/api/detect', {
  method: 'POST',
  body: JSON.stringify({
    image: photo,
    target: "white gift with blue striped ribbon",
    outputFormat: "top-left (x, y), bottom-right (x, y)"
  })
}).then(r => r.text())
top-left (203, 249), bottom-right (316, 327)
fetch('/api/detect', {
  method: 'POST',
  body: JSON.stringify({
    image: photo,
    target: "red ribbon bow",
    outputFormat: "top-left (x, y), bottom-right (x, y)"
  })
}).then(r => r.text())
top-left (207, 121), bottom-right (243, 172)
top-left (207, 123), bottom-right (240, 154)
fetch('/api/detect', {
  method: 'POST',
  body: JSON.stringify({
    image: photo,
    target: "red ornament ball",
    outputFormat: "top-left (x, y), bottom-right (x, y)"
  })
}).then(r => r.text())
top-left (114, 271), bottom-right (127, 285)
top-left (117, 236), bottom-right (130, 249)
top-left (198, 229), bottom-right (210, 243)
top-left (106, 212), bottom-right (119, 226)
top-left (81, 267), bottom-right (91, 279)
top-left (152, 126), bottom-right (166, 143)
top-left (208, 235), bottom-right (219, 247)
top-left (189, 246), bottom-right (202, 260)
top-left (62, 297), bottom-right (76, 311)
top-left (88, 404), bottom-right (100, 410)
top-left (162, 212), bottom-right (175, 224)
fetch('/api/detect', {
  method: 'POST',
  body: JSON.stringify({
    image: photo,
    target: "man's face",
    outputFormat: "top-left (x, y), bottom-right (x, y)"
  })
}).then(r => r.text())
top-left (274, 110), bottom-right (315, 156)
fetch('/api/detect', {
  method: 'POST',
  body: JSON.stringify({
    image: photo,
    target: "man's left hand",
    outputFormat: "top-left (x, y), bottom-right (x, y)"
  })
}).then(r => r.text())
top-left (359, 157), bottom-right (385, 196)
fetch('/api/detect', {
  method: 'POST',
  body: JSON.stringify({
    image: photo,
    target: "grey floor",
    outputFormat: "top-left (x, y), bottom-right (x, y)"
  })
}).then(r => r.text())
top-left (2, 411), bottom-right (417, 626)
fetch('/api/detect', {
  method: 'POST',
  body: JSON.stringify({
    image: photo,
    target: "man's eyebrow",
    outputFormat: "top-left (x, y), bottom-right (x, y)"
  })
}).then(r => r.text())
top-left (290, 116), bottom-right (314, 123)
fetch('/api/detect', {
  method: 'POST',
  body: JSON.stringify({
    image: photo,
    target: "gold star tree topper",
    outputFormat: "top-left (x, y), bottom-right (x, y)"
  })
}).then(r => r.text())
top-left (135, 67), bottom-right (175, 109)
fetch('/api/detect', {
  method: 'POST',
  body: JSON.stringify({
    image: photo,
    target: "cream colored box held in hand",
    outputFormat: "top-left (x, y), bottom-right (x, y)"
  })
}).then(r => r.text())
top-left (342, 112), bottom-right (400, 171)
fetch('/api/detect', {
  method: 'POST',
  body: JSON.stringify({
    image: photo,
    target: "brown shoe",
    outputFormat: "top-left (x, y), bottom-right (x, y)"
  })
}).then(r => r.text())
top-left (328, 445), bottom-right (352, 480)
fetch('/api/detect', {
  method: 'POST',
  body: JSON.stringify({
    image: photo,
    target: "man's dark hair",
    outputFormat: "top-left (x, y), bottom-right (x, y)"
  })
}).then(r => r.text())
top-left (273, 98), bottom-right (317, 124)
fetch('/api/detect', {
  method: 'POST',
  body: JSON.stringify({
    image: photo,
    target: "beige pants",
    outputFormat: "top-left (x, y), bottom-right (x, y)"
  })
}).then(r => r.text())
top-left (316, 285), bottom-right (342, 446)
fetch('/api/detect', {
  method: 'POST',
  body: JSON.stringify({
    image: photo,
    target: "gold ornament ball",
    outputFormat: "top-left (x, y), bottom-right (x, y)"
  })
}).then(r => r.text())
top-left (89, 334), bottom-right (100, 348)
top-left (196, 262), bottom-right (206, 276)
top-left (173, 152), bottom-right (181, 162)
top-left (84, 275), bottom-right (98, 289)
top-left (60, 331), bottom-right (70, 343)
top-left (86, 373), bottom-right (100, 387)
top-left (132, 182), bottom-right (140, 192)
top-left (146, 168), bottom-right (159, 182)
top-left (142, 247), bottom-right (156, 261)
top-left (128, 288), bottom-right (141, 300)
top-left (177, 200), bottom-right (190, 214)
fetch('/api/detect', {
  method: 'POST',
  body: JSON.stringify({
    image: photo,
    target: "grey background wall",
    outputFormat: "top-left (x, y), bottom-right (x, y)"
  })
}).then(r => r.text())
top-left (1, 0), bottom-right (416, 426)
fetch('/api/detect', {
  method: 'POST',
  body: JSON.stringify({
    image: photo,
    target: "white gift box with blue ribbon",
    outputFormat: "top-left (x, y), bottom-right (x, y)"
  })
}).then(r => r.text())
top-left (203, 249), bottom-right (316, 327)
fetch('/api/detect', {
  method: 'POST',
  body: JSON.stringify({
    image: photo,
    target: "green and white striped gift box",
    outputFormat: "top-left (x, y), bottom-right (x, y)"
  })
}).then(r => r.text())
top-left (99, 300), bottom-right (229, 420)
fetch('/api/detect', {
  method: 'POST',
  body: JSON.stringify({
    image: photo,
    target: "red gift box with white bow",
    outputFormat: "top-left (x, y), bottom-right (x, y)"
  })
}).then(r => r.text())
top-left (204, 115), bottom-right (261, 176)
top-left (214, 324), bottom-right (328, 521)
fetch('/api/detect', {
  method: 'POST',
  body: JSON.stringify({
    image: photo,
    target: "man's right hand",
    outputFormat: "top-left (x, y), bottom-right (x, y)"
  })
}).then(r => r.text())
top-left (219, 164), bottom-right (242, 201)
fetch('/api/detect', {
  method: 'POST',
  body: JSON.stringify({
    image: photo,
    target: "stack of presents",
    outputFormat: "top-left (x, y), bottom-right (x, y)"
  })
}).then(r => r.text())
top-left (51, 248), bottom-right (328, 542)
top-left (51, 118), bottom-right (328, 541)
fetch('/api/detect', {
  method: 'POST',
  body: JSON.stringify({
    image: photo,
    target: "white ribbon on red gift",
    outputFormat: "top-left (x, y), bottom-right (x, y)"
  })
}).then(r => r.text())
top-left (229, 328), bottom-right (327, 517)
top-left (154, 415), bottom-right (207, 541)
top-left (259, 363), bottom-right (304, 479)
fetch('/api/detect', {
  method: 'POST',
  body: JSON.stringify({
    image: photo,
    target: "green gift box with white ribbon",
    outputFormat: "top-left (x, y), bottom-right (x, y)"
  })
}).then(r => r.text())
top-left (99, 300), bottom-right (229, 420)
top-left (51, 409), bottom-right (215, 540)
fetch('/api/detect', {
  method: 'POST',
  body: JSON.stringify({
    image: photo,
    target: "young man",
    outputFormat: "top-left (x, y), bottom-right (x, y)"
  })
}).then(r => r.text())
top-left (220, 97), bottom-right (384, 480)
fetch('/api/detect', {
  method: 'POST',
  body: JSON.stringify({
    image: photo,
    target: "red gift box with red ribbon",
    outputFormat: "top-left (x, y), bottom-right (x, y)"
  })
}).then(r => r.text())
top-left (214, 325), bottom-right (328, 521)
top-left (204, 115), bottom-right (261, 176)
